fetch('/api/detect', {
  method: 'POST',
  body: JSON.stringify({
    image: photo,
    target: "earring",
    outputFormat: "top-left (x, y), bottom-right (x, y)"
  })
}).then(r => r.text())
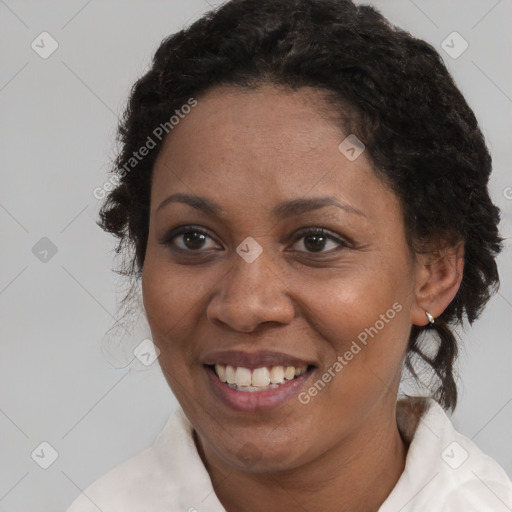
top-left (425, 311), bottom-right (435, 325)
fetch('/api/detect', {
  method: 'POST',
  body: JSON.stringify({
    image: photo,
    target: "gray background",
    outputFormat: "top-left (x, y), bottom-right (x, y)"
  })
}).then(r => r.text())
top-left (0, 0), bottom-right (511, 510)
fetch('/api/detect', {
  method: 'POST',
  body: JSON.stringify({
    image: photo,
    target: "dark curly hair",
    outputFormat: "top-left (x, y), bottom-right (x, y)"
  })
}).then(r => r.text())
top-left (98, 0), bottom-right (504, 411)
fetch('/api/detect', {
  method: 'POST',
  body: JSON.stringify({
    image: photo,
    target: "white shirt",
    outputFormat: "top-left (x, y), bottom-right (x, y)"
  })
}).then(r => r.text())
top-left (66, 397), bottom-right (512, 511)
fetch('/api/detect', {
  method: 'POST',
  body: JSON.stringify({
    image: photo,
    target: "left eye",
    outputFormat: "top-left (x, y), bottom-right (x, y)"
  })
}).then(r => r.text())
top-left (291, 228), bottom-right (348, 253)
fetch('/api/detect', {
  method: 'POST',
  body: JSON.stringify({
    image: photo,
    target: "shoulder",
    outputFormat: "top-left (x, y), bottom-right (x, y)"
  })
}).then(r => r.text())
top-left (65, 447), bottom-right (177, 512)
top-left (380, 397), bottom-right (512, 512)
top-left (65, 409), bottom-right (190, 512)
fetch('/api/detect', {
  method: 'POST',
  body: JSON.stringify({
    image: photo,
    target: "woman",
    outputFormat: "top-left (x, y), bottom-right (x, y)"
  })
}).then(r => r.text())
top-left (66, 0), bottom-right (512, 510)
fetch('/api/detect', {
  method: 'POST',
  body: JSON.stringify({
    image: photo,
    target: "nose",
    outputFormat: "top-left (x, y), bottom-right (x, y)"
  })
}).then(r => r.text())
top-left (206, 250), bottom-right (296, 333)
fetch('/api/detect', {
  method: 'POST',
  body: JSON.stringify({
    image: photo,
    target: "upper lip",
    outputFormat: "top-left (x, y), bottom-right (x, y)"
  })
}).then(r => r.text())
top-left (201, 350), bottom-right (316, 369)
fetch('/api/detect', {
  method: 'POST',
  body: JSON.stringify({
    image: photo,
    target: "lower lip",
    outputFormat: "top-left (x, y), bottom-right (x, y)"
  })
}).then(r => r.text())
top-left (204, 365), bottom-right (315, 413)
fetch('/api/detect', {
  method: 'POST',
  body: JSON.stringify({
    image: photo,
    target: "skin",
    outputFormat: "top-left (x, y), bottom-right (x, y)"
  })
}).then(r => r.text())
top-left (141, 84), bottom-right (464, 512)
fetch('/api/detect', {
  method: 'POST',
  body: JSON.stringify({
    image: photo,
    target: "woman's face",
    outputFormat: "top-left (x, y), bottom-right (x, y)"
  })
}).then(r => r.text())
top-left (142, 84), bottom-right (420, 472)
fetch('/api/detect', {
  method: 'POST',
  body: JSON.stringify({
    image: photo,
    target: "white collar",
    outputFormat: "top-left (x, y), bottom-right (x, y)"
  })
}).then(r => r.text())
top-left (153, 397), bottom-right (512, 511)
top-left (67, 396), bottom-right (512, 511)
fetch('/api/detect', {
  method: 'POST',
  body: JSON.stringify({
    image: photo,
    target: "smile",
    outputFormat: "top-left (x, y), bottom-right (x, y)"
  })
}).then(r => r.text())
top-left (204, 363), bottom-right (316, 412)
top-left (211, 363), bottom-right (309, 392)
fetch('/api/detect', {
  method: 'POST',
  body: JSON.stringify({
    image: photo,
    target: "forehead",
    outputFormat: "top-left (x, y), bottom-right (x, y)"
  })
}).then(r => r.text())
top-left (160, 85), bottom-right (343, 163)
top-left (150, 84), bottom-right (398, 225)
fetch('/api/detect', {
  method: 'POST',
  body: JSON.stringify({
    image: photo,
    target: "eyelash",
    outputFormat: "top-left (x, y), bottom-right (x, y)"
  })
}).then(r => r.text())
top-left (160, 225), bottom-right (350, 255)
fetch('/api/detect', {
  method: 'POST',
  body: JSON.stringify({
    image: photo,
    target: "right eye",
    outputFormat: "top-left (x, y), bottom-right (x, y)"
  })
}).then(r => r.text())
top-left (160, 225), bottom-right (221, 252)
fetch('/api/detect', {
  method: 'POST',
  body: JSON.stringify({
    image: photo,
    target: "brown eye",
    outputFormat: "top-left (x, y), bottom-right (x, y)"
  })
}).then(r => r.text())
top-left (181, 231), bottom-right (208, 250)
top-left (292, 228), bottom-right (348, 254)
top-left (161, 226), bottom-right (219, 252)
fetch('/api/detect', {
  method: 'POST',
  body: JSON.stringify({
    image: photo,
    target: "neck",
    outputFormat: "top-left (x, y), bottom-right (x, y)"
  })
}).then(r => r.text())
top-left (194, 402), bottom-right (408, 512)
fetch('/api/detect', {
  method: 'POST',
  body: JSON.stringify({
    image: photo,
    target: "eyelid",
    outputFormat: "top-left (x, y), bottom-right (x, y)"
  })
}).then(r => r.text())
top-left (160, 224), bottom-right (351, 254)
top-left (159, 225), bottom-right (219, 247)
top-left (288, 227), bottom-right (350, 252)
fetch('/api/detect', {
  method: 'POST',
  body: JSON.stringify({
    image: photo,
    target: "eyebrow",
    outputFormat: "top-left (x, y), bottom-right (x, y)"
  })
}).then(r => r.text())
top-left (156, 193), bottom-right (366, 218)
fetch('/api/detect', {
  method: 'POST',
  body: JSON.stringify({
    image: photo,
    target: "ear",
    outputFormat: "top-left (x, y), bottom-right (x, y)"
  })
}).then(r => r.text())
top-left (411, 241), bottom-right (464, 326)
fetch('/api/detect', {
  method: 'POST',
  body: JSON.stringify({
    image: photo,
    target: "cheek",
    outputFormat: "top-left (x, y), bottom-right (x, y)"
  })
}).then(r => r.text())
top-left (141, 248), bottom-right (230, 389)
top-left (141, 261), bottom-right (206, 406)
top-left (296, 259), bottom-right (411, 395)
top-left (300, 258), bottom-right (407, 338)
top-left (141, 244), bottom-right (213, 333)
top-left (141, 254), bottom-right (199, 366)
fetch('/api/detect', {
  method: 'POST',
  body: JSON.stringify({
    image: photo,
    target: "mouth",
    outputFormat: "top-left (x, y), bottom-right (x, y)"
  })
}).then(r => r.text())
top-left (206, 363), bottom-right (314, 391)
top-left (203, 363), bottom-right (317, 412)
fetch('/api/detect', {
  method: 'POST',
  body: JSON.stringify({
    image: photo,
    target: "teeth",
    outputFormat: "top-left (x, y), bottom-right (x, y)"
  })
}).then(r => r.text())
top-left (252, 367), bottom-right (270, 387)
top-left (226, 365), bottom-right (236, 384)
top-left (284, 366), bottom-right (296, 380)
top-left (269, 366), bottom-right (284, 384)
top-left (235, 367), bottom-right (252, 387)
top-left (216, 364), bottom-right (227, 382)
top-left (212, 363), bottom-right (309, 391)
